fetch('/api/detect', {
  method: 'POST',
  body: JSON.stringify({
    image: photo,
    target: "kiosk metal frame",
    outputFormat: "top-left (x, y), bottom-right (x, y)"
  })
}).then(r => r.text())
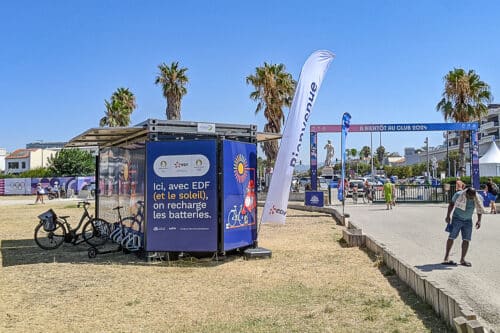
top-left (67, 119), bottom-right (272, 258)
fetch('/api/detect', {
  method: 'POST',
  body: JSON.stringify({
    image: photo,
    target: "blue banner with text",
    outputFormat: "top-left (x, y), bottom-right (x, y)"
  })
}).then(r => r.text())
top-left (145, 140), bottom-right (218, 252)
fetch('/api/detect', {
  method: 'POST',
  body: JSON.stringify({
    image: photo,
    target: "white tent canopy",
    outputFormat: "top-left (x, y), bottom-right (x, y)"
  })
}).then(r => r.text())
top-left (479, 141), bottom-right (500, 176)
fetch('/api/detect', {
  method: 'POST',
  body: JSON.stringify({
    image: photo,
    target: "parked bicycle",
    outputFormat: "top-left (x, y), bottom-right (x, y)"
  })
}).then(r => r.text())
top-left (34, 201), bottom-right (110, 250)
top-left (109, 202), bottom-right (144, 250)
top-left (119, 200), bottom-right (144, 252)
top-left (88, 201), bottom-right (144, 258)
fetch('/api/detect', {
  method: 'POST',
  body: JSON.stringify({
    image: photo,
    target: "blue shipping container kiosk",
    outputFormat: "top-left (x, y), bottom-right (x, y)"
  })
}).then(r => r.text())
top-left (67, 119), bottom-right (271, 260)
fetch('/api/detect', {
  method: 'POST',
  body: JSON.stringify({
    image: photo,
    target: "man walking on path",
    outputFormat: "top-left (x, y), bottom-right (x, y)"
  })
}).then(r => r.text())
top-left (443, 187), bottom-right (485, 266)
top-left (383, 181), bottom-right (393, 210)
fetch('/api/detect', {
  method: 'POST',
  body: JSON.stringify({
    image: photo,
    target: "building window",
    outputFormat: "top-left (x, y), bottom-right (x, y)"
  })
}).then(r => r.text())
top-left (8, 162), bottom-right (19, 169)
top-left (22, 162), bottom-right (26, 169)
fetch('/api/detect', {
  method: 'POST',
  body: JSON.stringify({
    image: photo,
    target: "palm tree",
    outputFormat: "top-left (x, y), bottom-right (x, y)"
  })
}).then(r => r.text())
top-left (246, 63), bottom-right (296, 164)
top-left (376, 146), bottom-right (386, 165)
top-left (349, 148), bottom-right (358, 160)
top-left (99, 88), bottom-right (137, 127)
top-left (155, 61), bottom-right (189, 120)
top-left (436, 68), bottom-right (492, 176)
top-left (360, 146), bottom-right (371, 162)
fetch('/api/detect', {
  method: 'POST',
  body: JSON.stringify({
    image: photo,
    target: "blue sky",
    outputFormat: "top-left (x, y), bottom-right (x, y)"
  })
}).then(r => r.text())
top-left (1, 1), bottom-right (499, 164)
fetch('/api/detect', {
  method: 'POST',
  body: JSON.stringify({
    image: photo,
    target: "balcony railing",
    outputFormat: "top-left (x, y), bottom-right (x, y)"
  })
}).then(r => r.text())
top-left (480, 135), bottom-right (495, 143)
top-left (480, 121), bottom-right (495, 130)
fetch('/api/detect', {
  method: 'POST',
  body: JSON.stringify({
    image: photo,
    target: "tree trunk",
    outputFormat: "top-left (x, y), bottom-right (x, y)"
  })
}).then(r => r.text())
top-left (458, 131), bottom-right (466, 177)
top-left (166, 96), bottom-right (181, 120)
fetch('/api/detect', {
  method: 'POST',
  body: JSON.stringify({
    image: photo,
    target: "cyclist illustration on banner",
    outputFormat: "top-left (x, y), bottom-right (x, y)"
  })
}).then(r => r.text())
top-left (226, 153), bottom-right (257, 229)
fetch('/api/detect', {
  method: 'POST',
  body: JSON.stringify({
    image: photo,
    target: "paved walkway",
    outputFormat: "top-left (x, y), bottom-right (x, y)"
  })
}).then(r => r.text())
top-left (0, 196), bottom-right (84, 206)
top-left (333, 201), bottom-right (500, 331)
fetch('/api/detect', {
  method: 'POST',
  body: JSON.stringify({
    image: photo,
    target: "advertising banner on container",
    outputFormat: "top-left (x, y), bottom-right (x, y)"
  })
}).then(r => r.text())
top-left (30, 177), bottom-right (77, 196)
top-left (4, 178), bottom-right (31, 195)
top-left (77, 176), bottom-right (94, 193)
top-left (222, 140), bottom-right (258, 251)
top-left (146, 140), bottom-right (218, 252)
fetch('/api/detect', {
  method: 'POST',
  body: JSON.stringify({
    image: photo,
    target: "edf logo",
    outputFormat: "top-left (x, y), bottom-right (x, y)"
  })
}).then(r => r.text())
top-left (269, 205), bottom-right (286, 216)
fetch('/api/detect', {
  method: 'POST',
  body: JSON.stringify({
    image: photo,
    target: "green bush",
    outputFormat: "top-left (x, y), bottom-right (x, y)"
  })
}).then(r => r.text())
top-left (441, 176), bottom-right (500, 187)
top-left (0, 168), bottom-right (51, 179)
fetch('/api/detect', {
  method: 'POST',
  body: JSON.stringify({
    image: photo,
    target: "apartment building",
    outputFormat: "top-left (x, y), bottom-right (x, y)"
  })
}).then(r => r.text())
top-left (0, 148), bottom-right (6, 172)
top-left (404, 104), bottom-right (500, 168)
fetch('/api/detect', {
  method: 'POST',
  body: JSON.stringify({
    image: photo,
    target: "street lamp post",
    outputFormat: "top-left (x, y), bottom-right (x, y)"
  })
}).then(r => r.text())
top-left (425, 137), bottom-right (430, 184)
top-left (370, 132), bottom-right (374, 177)
top-left (446, 131), bottom-right (450, 177)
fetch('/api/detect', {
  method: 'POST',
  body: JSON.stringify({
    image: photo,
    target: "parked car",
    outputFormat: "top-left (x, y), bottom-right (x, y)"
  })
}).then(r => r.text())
top-left (296, 177), bottom-right (311, 191)
top-left (347, 179), bottom-right (365, 197)
top-left (413, 176), bottom-right (426, 185)
top-left (318, 177), bottom-right (329, 190)
top-left (363, 177), bottom-right (383, 191)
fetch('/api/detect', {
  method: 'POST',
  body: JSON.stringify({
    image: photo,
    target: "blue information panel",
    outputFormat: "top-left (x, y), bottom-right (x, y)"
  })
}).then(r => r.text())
top-left (145, 140), bottom-right (218, 252)
top-left (305, 191), bottom-right (324, 207)
top-left (222, 140), bottom-right (258, 251)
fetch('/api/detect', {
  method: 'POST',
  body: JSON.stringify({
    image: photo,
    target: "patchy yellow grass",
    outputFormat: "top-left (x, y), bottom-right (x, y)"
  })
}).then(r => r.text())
top-left (0, 199), bottom-right (451, 332)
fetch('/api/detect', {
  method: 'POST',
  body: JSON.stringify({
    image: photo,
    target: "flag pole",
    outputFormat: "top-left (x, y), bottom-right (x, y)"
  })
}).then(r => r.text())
top-left (338, 112), bottom-right (351, 220)
top-left (341, 123), bottom-right (345, 217)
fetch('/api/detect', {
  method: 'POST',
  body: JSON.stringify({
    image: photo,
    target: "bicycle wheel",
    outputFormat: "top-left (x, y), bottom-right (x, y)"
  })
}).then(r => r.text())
top-left (34, 221), bottom-right (66, 250)
top-left (226, 210), bottom-right (238, 228)
top-left (82, 218), bottom-right (110, 247)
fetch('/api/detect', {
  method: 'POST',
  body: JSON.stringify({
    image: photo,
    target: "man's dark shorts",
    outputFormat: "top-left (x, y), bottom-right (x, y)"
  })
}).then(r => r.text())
top-left (448, 216), bottom-right (473, 241)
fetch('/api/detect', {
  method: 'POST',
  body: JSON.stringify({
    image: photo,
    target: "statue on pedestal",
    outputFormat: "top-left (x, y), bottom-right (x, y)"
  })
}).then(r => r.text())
top-left (324, 140), bottom-right (334, 166)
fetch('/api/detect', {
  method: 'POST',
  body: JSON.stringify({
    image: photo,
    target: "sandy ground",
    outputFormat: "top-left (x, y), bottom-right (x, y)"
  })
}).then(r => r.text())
top-left (0, 198), bottom-right (450, 332)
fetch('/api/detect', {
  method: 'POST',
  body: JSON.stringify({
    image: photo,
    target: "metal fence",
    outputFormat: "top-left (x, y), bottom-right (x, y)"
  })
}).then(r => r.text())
top-left (371, 184), bottom-right (456, 204)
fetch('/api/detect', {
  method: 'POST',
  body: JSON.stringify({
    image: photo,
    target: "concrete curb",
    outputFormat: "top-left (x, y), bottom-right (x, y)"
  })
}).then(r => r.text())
top-left (272, 202), bottom-right (492, 332)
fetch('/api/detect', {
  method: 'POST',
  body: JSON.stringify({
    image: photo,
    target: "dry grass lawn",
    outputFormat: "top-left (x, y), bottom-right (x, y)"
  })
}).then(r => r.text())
top-left (0, 198), bottom-right (451, 332)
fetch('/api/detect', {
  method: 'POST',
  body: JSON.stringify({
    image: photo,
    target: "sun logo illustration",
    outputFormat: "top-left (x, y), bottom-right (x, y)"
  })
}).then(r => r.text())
top-left (233, 154), bottom-right (248, 183)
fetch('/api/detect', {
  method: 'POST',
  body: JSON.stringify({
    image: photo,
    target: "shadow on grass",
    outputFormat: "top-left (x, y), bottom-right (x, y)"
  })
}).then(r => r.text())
top-left (362, 248), bottom-right (454, 333)
top-left (0, 239), bottom-right (240, 268)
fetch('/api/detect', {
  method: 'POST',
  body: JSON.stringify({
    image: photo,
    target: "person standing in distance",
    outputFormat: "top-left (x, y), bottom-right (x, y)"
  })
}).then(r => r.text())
top-left (443, 187), bottom-right (485, 266)
top-left (486, 177), bottom-right (498, 214)
top-left (34, 183), bottom-right (44, 204)
top-left (383, 180), bottom-right (393, 210)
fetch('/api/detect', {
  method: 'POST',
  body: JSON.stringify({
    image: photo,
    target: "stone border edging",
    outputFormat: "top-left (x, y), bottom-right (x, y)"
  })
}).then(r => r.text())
top-left (262, 202), bottom-right (493, 333)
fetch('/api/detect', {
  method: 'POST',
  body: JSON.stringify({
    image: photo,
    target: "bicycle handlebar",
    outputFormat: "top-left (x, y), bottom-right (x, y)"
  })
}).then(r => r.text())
top-left (77, 201), bottom-right (91, 208)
